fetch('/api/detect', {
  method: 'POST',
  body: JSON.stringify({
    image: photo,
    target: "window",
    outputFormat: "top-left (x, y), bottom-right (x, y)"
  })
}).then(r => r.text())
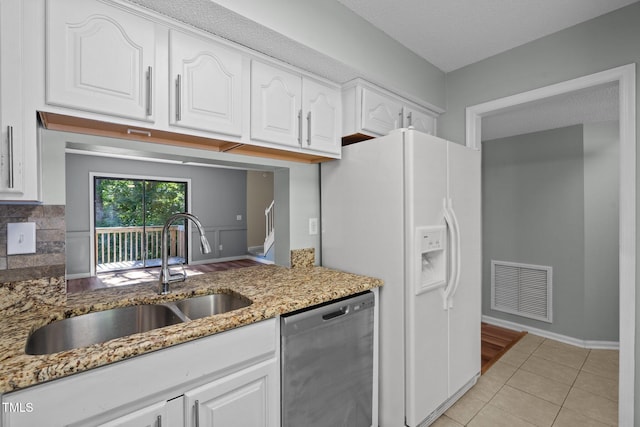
top-left (94, 177), bottom-right (188, 272)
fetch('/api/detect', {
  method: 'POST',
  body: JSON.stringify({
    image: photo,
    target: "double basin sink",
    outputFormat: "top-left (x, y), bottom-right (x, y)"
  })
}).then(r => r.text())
top-left (25, 292), bottom-right (252, 356)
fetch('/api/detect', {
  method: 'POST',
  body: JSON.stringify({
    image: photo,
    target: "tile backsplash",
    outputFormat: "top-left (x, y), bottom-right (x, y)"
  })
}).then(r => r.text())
top-left (0, 205), bottom-right (65, 283)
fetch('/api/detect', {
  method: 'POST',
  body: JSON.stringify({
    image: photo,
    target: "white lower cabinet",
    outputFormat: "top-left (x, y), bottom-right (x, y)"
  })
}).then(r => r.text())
top-left (185, 358), bottom-right (278, 427)
top-left (95, 400), bottom-right (170, 427)
top-left (1, 319), bottom-right (278, 427)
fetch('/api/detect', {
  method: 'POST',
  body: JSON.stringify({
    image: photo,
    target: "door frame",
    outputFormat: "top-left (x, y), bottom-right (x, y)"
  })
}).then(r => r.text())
top-left (89, 172), bottom-right (193, 277)
top-left (465, 63), bottom-right (636, 424)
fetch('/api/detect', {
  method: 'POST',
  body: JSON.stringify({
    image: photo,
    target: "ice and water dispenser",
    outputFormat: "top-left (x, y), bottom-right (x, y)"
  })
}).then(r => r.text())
top-left (415, 225), bottom-right (447, 295)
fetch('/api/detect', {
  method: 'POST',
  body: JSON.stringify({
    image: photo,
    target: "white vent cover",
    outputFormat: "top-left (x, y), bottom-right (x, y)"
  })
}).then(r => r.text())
top-left (491, 260), bottom-right (553, 323)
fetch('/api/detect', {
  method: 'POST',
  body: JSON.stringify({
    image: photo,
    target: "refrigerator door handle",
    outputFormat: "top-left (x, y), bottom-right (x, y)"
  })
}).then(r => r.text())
top-left (442, 198), bottom-right (458, 310)
top-left (446, 198), bottom-right (462, 308)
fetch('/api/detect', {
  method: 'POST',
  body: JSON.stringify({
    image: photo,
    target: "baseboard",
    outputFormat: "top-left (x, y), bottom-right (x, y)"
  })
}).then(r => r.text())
top-left (190, 255), bottom-right (253, 265)
top-left (482, 315), bottom-right (619, 350)
top-left (246, 255), bottom-right (274, 265)
top-left (66, 272), bottom-right (91, 280)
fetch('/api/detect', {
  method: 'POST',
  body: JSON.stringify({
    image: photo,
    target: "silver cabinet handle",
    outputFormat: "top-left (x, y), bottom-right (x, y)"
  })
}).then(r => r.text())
top-left (7, 125), bottom-right (14, 189)
top-left (194, 399), bottom-right (200, 427)
top-left (407, 111), bottom-right (413, 127)
top-left (146, 66), bottom-right (153, 116)
top-left (176, 74), bottom-right (182, 122)
top-left (398, 110), bottom-right (404, 128)
top-left (297, 109), bottom-right (302, 145)
top-left (306, 111), bottom-right (311, 145)
top-left (157, 414), bottom-right (162, 427)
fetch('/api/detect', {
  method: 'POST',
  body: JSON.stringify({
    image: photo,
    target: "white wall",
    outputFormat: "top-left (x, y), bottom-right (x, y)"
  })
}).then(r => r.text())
top-left (583, 121), bottom-right (619, 341)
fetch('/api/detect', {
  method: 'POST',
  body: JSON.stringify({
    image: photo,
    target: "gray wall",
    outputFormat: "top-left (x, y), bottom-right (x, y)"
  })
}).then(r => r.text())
top-left (483, 125), bottom-right (586, 337)
top-left (210, 0), bottom-right (445, 109)
top-left (65, 153), bottom-right (248, 276)
top-left (438, 2), bottom-right (639, 415)
top-left (43, 129), bottom-right (319, 271)
top-left (482, 124), bottom-right (619, 342)
top-left (584, 121), bottom-right (619, 341)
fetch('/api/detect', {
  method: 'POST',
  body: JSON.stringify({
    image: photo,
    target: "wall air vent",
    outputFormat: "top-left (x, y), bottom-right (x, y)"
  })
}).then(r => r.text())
top-left (491, 260), bottom-right (553, 323)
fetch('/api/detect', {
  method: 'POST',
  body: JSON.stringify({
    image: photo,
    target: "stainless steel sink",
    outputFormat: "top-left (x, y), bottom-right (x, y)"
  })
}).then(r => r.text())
top-left (25, 292), bottom-right (253, 355)
top-left (25, 304), bottom-right (184, 355)
top-left (173, 293), bottom-right (252, 320)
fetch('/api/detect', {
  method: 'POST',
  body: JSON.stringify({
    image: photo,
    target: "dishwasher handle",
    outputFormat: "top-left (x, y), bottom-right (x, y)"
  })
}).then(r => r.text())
top-left (282, 291), bottom-right (375, 336)
top-left (322, 306), bottom-right (348, 321)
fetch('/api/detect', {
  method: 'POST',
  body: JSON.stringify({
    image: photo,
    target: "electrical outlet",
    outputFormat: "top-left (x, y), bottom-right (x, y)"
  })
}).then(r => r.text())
top-left (218, 244), bottom-right (223, 251)
top-left (309, 218), bottom-right (318, 235)
top-left (236, 214), bottom-right (242, 221)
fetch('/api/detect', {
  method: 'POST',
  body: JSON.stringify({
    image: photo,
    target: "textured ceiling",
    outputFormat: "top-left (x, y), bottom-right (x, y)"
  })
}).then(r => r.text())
top-left (335, 0), bottom-right (639, 72)
top-left (481, 82), bottom-right (619, 141)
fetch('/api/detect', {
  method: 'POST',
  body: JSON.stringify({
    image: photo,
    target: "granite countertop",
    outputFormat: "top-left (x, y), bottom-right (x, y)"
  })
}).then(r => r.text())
top-left (0, 264), bottom-right (382, 393)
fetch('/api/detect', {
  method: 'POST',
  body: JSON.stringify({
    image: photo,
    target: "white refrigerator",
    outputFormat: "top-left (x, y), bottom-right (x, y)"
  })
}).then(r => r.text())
top-left (321, 128), bottom-right (481, 426)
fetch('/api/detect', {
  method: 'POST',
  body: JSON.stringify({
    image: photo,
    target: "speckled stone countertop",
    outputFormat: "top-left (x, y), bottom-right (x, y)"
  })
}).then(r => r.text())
top-left (0, 265), bottom-right (382, 393)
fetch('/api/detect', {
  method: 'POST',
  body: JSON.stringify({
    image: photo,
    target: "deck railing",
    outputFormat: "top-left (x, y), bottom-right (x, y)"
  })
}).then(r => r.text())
top-left (95, 225), bottom-right (185, 266)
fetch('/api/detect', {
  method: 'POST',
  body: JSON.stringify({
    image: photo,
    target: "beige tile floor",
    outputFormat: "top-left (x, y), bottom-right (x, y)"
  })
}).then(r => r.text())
top-left (434, 334), bottom-right (619, 427)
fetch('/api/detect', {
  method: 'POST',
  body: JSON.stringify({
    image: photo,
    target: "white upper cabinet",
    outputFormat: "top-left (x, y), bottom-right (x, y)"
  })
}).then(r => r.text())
top-left (0, 0), bottom-right (24, 197)
top-left (0, 0), bottom-right (40, 201)
top-left (251, 60), bottom-right (341, 156)
top-left (403, 106), bottom-right (436, 135)
top-left (46, 0), bottom-right (156, 122)
top-left (169, 29), bottom-right (243, 137)
top-left (361, 86), bottom-right (404, 136)
top-left (251, 60), bottom-right (302, 148)
top-left (342, 79), bottom-right (439, 140)
top-left (302, 78), bottom-right (341, 155)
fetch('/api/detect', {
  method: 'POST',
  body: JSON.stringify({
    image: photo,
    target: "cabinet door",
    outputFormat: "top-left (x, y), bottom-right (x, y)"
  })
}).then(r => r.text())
top-left (361, 87), bottom-right (403, 136)
top-left (46, 0), bottom-right (155, 121)
top-left (185, 359), bottom-right (279, 427)
top-left (0, 0), bottom-right (24, 197)
top-left (250, 60), bottom-right (301, 148)
top-left (96, 401), bottom-right (167, 427)
top-left (170, 30), bottom-right (243, 137)
top-left (404, 106), bottom-right (436, 135)
top-left (302, 78), bottom-right (341, 155)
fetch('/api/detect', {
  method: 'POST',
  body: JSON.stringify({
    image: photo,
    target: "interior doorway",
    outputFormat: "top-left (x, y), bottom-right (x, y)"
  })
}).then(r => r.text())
top-left (466, 64), bottom-right (636, 423)
top-left (93, 176), bottom-right (188, 273)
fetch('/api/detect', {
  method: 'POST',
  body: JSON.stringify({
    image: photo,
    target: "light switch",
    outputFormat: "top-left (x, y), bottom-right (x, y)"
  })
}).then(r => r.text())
top-left (309, 218), bottom-right (318, 235)
top-left (236, 215), bottom-right (242, 221)
top-left (7, 222), bottom-right (36, 255)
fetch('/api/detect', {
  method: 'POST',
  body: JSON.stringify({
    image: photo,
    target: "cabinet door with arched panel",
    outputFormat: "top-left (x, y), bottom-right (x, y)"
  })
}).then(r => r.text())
top-left (170, 30), bottom-right (243, 137)
top-left (302, 78), bottom-right (341, 156)
top-left (250, 60), bottom-right (302, 148)
top-left (46, 0), bottom-right (156, 122)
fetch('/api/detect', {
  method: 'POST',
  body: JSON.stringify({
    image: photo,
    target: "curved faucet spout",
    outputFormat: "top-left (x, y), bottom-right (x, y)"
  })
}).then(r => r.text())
top-left (159, 212), bottom-right (211, 294)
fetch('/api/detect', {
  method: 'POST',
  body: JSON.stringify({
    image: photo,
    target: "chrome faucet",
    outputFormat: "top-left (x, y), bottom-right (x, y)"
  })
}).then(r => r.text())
top-left (159, 212), bottom-right (212, 294)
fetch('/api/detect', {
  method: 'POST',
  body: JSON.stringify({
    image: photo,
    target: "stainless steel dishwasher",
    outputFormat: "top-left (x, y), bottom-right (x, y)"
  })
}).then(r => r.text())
top-left (281, 291), bottom-right (375, 427)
